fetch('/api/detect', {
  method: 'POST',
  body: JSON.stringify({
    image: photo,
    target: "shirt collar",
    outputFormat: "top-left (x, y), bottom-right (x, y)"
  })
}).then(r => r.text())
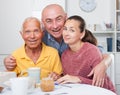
top-left (19, 43), bottom-right (49, 59)
top-left (47, 33), bottom-right (55, 41)
top-left (19, 44), bottom-right (29, 59)
top-left (47, 32), bottom-right (64, 44)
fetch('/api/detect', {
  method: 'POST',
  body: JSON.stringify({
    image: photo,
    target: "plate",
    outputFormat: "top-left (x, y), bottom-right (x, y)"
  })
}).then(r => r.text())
top-left (54, 84), bottom-right (62, 90)
top-left (3, 81), bottom-right (11, 87)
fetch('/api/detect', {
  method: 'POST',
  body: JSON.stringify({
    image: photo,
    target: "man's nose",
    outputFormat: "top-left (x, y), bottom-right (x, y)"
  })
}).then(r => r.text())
top-left (30, 32), bottom-right (35, 38)
top-left (52, 21), bottom-right (58, 28)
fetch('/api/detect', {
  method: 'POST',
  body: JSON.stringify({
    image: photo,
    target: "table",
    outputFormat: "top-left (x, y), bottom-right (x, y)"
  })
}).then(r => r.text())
top-left (0, 83), bottom-right (117, 95)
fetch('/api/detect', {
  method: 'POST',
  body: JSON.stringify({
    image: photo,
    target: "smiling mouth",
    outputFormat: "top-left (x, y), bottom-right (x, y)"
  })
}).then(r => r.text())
top-left (28, 40), bottom-right (37, 44)
top-left (52, 28), bottom-right (61, 32)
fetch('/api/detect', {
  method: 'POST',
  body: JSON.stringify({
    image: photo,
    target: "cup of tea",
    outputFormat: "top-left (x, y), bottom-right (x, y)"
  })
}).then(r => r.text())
top-left (40, 77), bottom-right (54, 92)
top-left (20, 67), bottom-right (40, 83)
top-left (27, 67), bottom-right (40, 83)
top-left (10, 77), bottom-right (29, 95)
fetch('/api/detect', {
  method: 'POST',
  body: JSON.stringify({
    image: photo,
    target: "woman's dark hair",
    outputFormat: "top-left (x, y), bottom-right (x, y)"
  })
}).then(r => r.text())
top-left (67, 15), bottom-right (97, 46)
top-left (82, 29), bottom-right (97, 46)
top-left (67, 15), bottom-right (86, 32)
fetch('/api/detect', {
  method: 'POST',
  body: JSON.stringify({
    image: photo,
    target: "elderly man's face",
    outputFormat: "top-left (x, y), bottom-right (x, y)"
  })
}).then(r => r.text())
top-left (21, 20), bottom-right (43, 49)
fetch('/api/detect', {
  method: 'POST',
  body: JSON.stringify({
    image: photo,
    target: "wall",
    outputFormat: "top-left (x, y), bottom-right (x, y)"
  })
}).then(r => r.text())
top-left (66, 0), bottom-right (115, 27)
top-left (32, 0), bottom-right (66, 20)
top-left (0, 0), bottom-right (32, 54)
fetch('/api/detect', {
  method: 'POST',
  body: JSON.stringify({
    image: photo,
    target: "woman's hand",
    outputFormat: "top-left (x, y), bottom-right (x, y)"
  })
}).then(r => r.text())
top-left (57, 74), bottom-right (81, 84)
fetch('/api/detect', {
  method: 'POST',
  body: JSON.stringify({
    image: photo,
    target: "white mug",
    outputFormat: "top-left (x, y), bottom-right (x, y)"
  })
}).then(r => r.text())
top-left (20, 67), bottom-right (41, 83)
top-left (10, 77), bottom-right (29, 95)
top-left (27, 67), bottom-right (40, 83)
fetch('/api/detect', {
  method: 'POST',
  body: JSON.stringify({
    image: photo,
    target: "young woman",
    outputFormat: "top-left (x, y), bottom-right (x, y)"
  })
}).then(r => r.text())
top-left (57, 15), bottom-right (116, 93)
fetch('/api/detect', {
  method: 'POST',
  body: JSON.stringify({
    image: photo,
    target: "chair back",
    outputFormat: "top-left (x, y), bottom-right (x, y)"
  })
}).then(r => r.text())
top-left (106, 53), bottom-right (115, 85)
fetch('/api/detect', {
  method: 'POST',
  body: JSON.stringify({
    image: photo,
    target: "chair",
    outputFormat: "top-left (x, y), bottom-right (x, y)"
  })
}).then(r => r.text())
top-left (106, 53), bottom-right (115, 85)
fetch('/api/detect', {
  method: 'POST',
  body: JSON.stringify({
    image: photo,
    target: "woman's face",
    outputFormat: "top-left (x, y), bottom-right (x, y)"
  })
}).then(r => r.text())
top-left (62, 19), bottom-right (83, 45)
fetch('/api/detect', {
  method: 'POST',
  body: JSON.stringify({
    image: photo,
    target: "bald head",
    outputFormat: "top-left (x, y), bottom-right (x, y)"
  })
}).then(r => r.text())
top-left (42, 4), bottom-right (66, 21)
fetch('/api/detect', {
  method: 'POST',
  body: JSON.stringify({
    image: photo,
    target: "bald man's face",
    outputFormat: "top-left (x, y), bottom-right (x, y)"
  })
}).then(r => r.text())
top-left (42, 5), bottom-right (67, 40)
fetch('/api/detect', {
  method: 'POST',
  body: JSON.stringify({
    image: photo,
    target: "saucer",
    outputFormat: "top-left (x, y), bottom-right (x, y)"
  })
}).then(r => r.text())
top-left (3, 81), bottom-right (11, 87)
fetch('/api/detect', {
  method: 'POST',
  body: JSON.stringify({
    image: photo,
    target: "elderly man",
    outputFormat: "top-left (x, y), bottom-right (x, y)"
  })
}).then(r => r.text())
top-left (5, 17), bottom-right (62, 80)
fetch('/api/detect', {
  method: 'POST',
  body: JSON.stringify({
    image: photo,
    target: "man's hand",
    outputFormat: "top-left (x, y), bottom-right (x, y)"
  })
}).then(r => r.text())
top-left (4, 55), bottom-right (17, 71)
top-left (88, 54), bottom-right (112, 87)
top-left (49, 72), bottom-right (61, 81)
top-left (88, 61), bottom-right (107, 87)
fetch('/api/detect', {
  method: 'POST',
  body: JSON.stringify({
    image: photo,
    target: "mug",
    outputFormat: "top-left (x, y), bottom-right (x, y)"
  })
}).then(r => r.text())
top-left (10, 77), bottom-right (29, 95)
top-left (21, 67), bottom-right (41, 83)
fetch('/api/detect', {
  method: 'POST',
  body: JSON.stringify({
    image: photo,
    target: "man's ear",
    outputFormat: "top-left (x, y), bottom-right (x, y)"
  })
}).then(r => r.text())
top-left (19, 31), bottom-right (22, 36)
top-left (65, 13), bottom-right (67, 20)
top-left (19, 31), bottom-right (24, 39)
top-left (41, 22), bottom-right (45, 31)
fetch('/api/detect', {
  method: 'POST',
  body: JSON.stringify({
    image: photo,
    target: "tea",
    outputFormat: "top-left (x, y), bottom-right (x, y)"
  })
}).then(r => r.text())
top-left (40, 77), bottom-right (54, 92)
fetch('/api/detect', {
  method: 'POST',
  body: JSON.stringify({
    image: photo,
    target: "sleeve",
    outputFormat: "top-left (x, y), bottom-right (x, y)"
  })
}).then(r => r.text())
top-left (97, 45), bottom-right (106, 54)
top-left (79, 45), bottom-right (103, 84)
top-left (89, 46), bottom-right (103, 68)
top-left (78, 76), bottom-right (92, 84)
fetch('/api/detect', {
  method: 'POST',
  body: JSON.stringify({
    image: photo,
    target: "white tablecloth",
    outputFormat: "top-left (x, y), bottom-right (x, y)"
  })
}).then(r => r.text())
top-left (0, 83), bottom-right (117, 95)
